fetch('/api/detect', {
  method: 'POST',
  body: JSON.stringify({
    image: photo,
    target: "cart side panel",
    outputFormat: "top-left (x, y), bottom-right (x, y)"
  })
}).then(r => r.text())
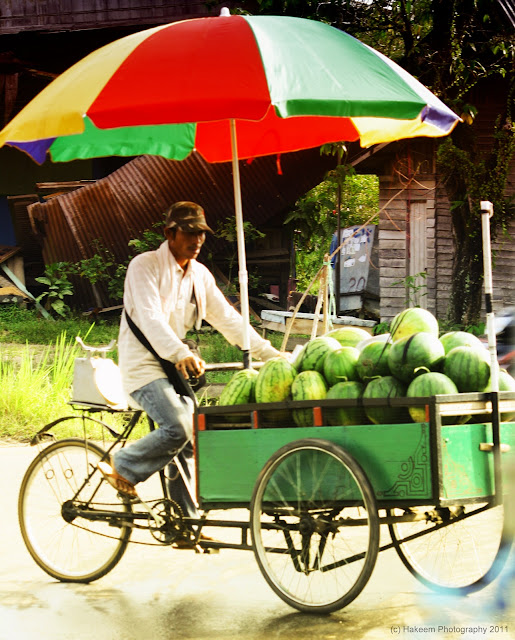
top-left (441, 422), bottom-right (515, 500)
top-left (197, 423), bottom-right (431, 506)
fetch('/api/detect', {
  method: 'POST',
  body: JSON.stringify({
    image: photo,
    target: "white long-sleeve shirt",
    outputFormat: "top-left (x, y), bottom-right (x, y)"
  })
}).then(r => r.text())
top-left (118, 240), bottom-right (280, 396)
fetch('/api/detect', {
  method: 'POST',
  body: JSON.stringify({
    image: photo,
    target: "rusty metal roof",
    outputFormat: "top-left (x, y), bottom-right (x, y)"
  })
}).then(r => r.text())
top-left (26, 149), bottom-right (337, 307)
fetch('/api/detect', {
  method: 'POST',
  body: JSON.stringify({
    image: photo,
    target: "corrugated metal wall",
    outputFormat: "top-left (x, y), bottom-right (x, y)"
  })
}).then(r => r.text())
top-left (26, 149), bottom-right (336, 308)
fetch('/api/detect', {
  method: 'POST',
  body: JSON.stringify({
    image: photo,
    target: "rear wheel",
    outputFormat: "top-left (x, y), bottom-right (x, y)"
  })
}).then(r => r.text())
top-left (388, 502), bottom-right (511, 593)
top-left (19, 438), bottom-right (132, 582)
top-left (250, 438), bottom-right (379, 614)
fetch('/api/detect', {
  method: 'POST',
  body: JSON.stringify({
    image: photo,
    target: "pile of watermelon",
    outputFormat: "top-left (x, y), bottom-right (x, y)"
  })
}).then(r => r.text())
top-left (218, 307), bottom-right (515, 427)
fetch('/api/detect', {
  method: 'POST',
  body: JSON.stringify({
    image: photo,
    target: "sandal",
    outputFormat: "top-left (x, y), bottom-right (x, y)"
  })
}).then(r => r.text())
top-left (98, 459), bottom-right (138, 498)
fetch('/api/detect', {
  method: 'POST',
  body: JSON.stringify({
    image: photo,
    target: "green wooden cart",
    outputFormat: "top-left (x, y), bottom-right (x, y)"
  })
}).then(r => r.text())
top-left (195, 391), bottom-right (515, 613)
top-left (18, 390), bottom-right (515, 615)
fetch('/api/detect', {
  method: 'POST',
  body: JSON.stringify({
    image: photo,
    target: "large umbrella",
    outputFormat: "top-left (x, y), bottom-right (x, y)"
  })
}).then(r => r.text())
top-left (0, 10), bottom-right (460, 365)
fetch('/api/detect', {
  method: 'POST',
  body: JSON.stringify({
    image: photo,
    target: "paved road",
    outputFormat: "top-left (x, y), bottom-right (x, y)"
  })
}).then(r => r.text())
top-left (1, 442), bottom-right (514, 640)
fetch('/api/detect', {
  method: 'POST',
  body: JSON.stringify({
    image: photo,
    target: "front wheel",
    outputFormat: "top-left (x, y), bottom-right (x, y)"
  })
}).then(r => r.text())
top-left (19, 438), bottom-right (132, 582)
top-left (250, 438), bottom-right (379, 614)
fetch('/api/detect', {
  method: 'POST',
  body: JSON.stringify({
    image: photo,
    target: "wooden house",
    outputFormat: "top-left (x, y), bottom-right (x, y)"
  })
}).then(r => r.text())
top-left (353, 76), bottom-right (515, 323)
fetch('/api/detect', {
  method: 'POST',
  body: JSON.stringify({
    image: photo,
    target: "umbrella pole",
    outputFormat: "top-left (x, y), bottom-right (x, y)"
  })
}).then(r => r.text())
top-left (230, 119), bottom-right (251, 369)
top-left (481, 200), bottom-right (502, 504)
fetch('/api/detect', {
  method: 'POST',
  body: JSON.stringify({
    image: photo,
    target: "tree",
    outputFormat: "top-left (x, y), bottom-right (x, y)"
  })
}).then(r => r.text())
top-left (285, 168), bottom-right (379, 292)
top-left (249, 0), bottom-right (515, 324)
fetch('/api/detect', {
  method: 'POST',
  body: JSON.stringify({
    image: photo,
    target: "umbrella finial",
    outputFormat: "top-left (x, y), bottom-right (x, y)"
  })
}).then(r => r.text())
top-left (220, 7), bottom-right (230, 17)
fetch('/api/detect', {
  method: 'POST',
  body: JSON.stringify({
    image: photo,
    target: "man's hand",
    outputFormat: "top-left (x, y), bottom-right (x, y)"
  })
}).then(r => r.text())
top-left (176, 354), bottom-right (205, 380)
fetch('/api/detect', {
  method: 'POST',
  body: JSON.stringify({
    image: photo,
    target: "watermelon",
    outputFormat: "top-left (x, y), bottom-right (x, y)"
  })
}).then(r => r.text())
top-left (323, 346), bottom-right (360, 386)
top-left (390, 307), bottom-right (439, 341)
top-left (255, 357), bottom-right (297, 423)
top-left (362, 376), bottom-right (409, 424)
top-left (324, 326), bottom-right (371, 348)
top-left (388, 332), bottom-right (445, 383)
top-left (356, 341), bottom-right (391, 381)
top-left (291, 370), bottom-right (328, 427)
top-left (325, 381), bottom-right (367, 426)
top-left (439, 331), bottom-right (484, 354)
top-left (295, 336), bottom-right (341, 373)
top-left (474, 369), bottom-right (515, 423)
top-left (218, 368), bottom-right (259, 423)
top-left (443, 345), bottom-right (491, 392)
top-left (406, 372), bottom-right (465, 424)
top-left (356, 333), bottom-right (392, 352)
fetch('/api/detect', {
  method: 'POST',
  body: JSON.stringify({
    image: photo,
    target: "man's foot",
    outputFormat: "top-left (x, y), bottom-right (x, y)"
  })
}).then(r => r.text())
top-left (98, 460), bottom-right (138, 498)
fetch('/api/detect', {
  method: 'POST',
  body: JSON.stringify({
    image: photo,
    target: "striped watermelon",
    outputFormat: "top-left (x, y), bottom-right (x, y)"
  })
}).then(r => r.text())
top-left (291, 370), bottom-right (328, 427)
top-left (388, 332), bottom-right (445, 383)
top-left (356, 341), bottom-right (391, 381)
top-left (323, 346), bottom-right (360, 386)
top-left (255, 357), bottom-right (297, 423)
top-left (406, 372), bottom-right (465, 424)
top-left (295, 336), bottom-right (341, 373)
top-left (439, 331), bottom-right (484, 354)
top-left (390, 307), bottom-right (439, 341)
top-left (325, 381), bottom-right (367, 426)
top-left (218, 368), bottom-right (259, 423)
top-left (324, 326), bottom-right (371, 348)
top-left (362, 376), bottom-right (409, 424)
top-left (356, 333), bottom-right (391, 352)
top-left (443, 345), bottom-right (491, 392)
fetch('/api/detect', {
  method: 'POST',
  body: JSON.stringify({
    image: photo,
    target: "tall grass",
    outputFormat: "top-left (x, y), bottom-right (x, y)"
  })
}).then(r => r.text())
top-left (1, 334), bottom-right (76, 439)
top-left (0, 333), bottom-right (140, 441)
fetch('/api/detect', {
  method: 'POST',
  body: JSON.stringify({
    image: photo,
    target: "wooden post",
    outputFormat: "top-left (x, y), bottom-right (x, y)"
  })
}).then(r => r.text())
top-left (311, 255), bottom-right (330, 339)
top-left (311, 286), bottom-right (323, 339)
top-left (322, 253), bottom-right (330, 335)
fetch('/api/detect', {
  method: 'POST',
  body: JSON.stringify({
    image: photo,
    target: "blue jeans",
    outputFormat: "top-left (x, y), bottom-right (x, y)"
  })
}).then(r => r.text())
top-left (113, 378), bottom-right (199, 518)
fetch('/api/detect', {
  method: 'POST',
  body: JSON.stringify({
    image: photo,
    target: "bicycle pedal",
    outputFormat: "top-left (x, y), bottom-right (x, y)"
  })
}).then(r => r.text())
top-left (119, 493), bottom-right (140, 503)
top-left (200, 547), bottom-right (220, 554)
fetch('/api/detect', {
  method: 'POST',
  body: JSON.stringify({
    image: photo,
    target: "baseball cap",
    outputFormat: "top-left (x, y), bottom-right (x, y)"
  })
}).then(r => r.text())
top-left (164, 201), bottom-right (214, 233)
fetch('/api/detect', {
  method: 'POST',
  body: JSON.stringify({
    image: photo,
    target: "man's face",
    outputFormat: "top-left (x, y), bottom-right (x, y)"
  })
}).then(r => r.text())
top-left (166, 227), bottom-right (206, 265)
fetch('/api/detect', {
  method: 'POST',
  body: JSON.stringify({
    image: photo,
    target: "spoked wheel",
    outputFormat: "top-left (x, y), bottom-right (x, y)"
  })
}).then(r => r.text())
top-left (388, 501), bottom-right (512, 594)
top-left (19, 438), bottom-right (132, 582)
top-left (250, 438), bottom-right (379, 614)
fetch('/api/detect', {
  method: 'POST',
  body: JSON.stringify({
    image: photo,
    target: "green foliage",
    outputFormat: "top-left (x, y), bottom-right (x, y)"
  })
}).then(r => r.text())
top-left (258, 1), bottom-right (514, 106)
top-left (71, 240), bottom-right (128, 303)
top-left (46, 224), bottom-right (165, 311)
top-left (213, 218), bottom-right (265, 295)
top-left (74, 251), bottom-right (112, 285)
top-left (437, 112), bottom-right (515, 324)
top-left (285, 171), bottom-right (379, 292)
top-left (439, 320), bottom-right (486, 337)
top-left (373, 321), bottom-right (391, 336)
top-left (128, 222), bottom-right (164, 254)
top-left (35, 262), bottom-right (74, 317)
top-left (391, 272), bottom-right (428, 307)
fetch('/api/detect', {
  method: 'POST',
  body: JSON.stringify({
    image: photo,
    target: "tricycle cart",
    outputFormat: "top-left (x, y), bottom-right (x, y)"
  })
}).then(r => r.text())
top-left (18, 387), bottom-right (514, 614)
